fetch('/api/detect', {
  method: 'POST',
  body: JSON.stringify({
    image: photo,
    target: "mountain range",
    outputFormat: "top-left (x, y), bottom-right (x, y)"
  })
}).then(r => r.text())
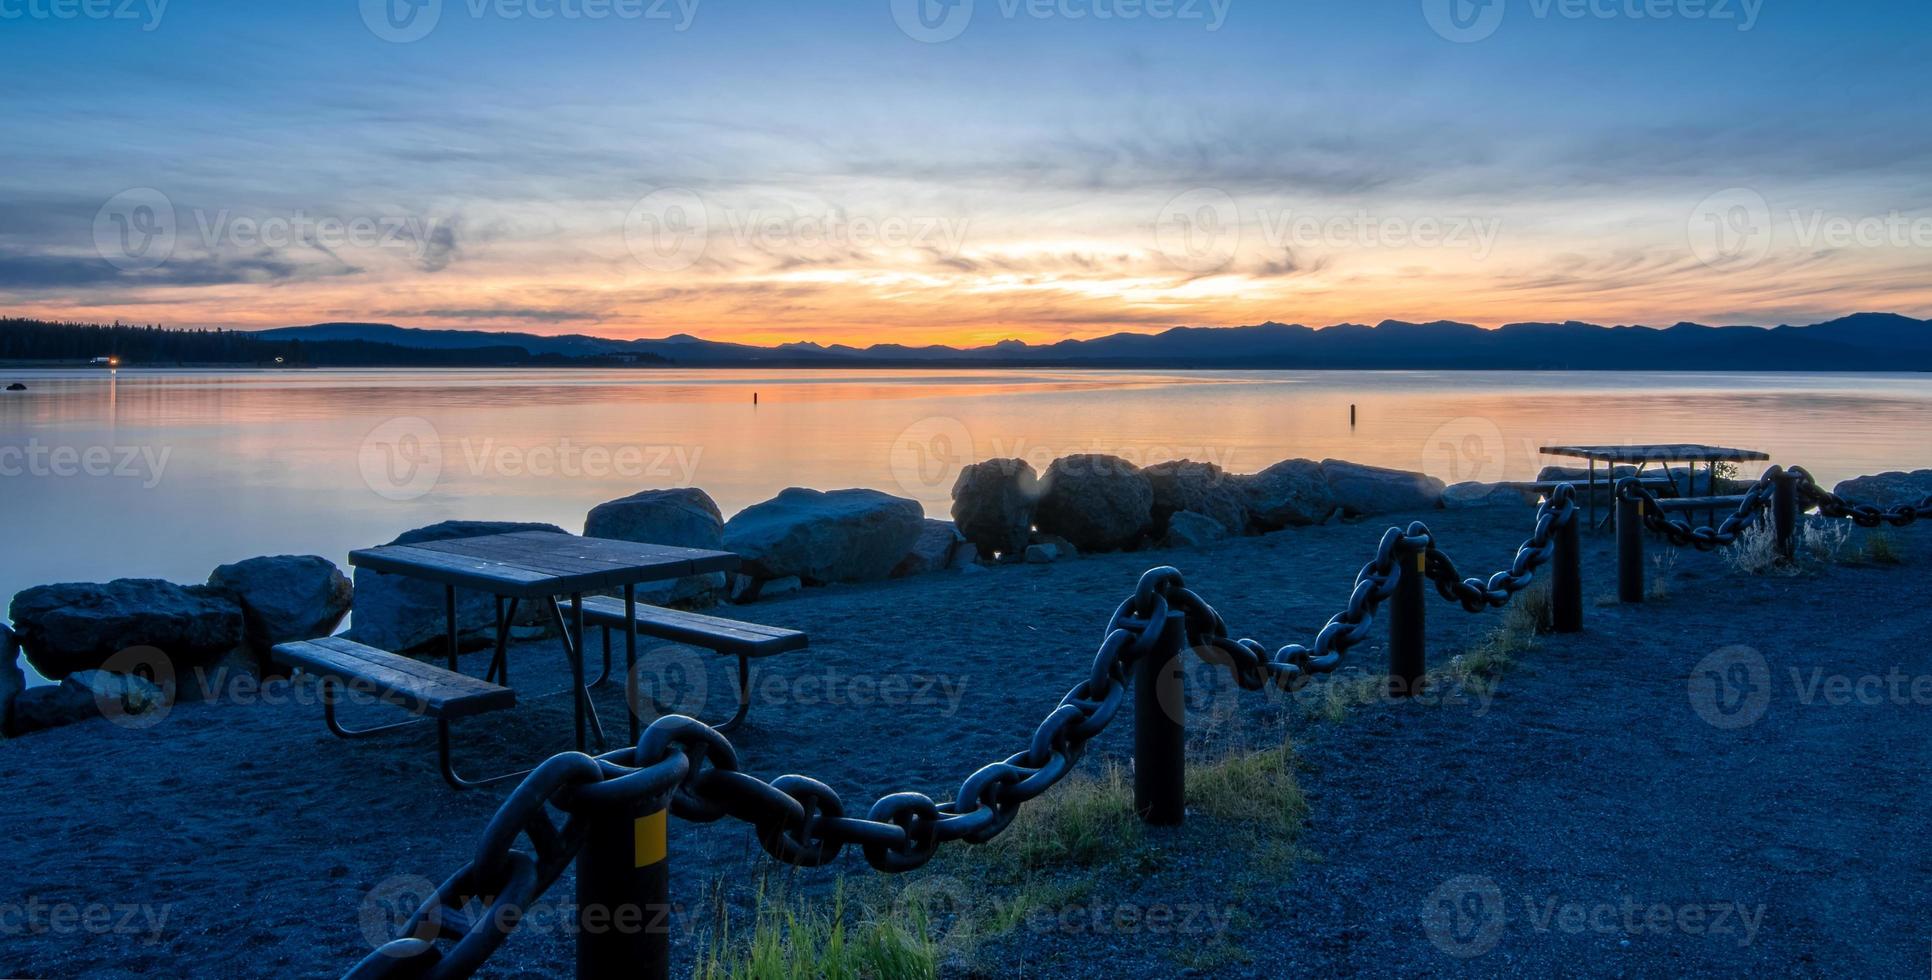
top-left (250, 314), bottom-right (1932, 370)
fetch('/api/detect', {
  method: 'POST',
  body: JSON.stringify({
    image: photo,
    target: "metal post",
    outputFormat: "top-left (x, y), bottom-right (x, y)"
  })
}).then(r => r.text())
top-left (1772, 469), bottom-right (1797, 561)
top-left (1133, 610), bottom-right (1186, 826)
top-left (576, 797), bottom-right (671, 980)
top-left (1388, 545), bottom-right (1426, 697)
top-left (444, 585), bottom-right (459, 670)
top-left (1553, 508), bottom-right (1583, 633)
top-left (1617, 480), bottom-right (1644, 603)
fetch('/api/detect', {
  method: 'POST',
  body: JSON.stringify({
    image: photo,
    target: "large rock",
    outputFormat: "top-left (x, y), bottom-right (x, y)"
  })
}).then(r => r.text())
top-left (1320, 460), bottom-right (1445, 517)
top-left (6, 670), bottom-right (164, 736)
top-left (1443, 482), bottom-right (1537, 509)
top-left (894, 520), bottom-right (965, 577)
top-left (1163, 511), bottom-right (1229, 548)
top-left (723, 488), bottom-right (925, 584)
top-left (207, 556), bottom-right (352, 661)
top-left (348, 521), bottom-right (567, 654)
top-left (1, 623), bottom-right (21, 734)
top-left (1835, 469), bottom-right (1932, 506)
top-left (1242, 458), bottom-right (1336, 530)
top-left (585, 488), bottom-right (729, 605)
top-left (1034, 455), bottom-right (1154, 553)
top-left (950, 459), bottom-right (1041, 560)
top-left (9, 579), bottom-right (243, 681)
top-left (1145, 460), bottom-right (1248, 537)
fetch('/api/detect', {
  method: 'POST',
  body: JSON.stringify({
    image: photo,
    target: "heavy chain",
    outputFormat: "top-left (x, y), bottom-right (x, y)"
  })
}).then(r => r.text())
top-left (1790, 466), bottom-right (1930, 528)
top-left (351, 593), bottom-right (1177, 977)
top-left (1423, 485), bottom-right (1578, 611)
top-left (1618, 467), bottom-right (1782, 549)
top-left (347, 745), bottom-right (691, 979)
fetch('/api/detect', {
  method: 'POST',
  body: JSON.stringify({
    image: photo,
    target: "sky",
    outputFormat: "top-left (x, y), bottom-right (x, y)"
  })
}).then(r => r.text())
top-left (2, 0), bottom-right (1929, 346)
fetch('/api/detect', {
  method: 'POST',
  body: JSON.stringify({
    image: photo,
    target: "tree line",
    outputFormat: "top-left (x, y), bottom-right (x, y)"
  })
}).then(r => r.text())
top-left (0, 318), bottom-right (669, 367)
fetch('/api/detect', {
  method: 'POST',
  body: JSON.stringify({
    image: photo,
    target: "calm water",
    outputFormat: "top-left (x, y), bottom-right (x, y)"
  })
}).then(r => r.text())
top-left (4, 368), bottom-right (1931, 615)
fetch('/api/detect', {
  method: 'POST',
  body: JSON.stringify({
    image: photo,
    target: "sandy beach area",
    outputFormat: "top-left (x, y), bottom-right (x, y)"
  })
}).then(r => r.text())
top-left (1, 506), bottom-right (1926, 978)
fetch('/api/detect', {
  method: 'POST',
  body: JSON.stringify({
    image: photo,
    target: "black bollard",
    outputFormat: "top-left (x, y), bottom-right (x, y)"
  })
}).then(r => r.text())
top-left (1772, 469), bottom-right (1797, 561)
top-left (1133, 610), bottom-right (1187, 826)
top-left (577, 798), bottom-right (671, 980)
top-left (1616, 480), bottom-right (1644, 603)
top-left (1388, 545), bottom-right (1426, 697)
top-left (1552, 506), bottom-right (1583, 633)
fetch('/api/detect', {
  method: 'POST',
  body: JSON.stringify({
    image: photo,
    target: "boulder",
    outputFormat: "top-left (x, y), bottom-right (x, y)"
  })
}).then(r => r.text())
top-left (1033, 455), bottom-right (1154, 553)
top-left (949, 459), bottom-right (1041, 560)
top-left (1145, 460), bottom-right (1248, 536)
top-left (1834, 469), bottom-right (1932, 506)
top-left (1024, 544), bottom-right (1058, 564)
top-left (723, 488), bottom-right (925, 584)
top-left (5, 669), bottom-right (164, 736)
top-left (207, 556), bottom-right (353, 660)
top-left (1, 623), bottom-right (21, 734)
top-left (9, 579), bottom-right (243, 681)
top-left (4, 383), bottom-right (24, 392)
top-left (1443, 482), bottom-right (1537, 509)
top-left (1320, 460), bottom-right (1445, 517)
top-left (1242, 459), bottom-right (1336, 530)
top-left (585, 488), bottom-right (728, 605)
top-left (1029, 532), bottom-right (1079, 560)
top-left (1163, 511), bottom-right (1228, 548)
top-left (348, 521), bottom-right (567, 654)
top-left (893, 520), bottom-right (965, 577)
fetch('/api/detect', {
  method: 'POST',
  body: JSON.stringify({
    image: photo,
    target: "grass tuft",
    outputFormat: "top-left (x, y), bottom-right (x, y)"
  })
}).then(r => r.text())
top-left (977, 762), bottom-right (1139, 879)
top-left (1186, 744), bottom-right (1307, 837)
top-left (695, 881), bottom-right (940, 980)
top-left (1862, 530), bottom-right (1903, 565)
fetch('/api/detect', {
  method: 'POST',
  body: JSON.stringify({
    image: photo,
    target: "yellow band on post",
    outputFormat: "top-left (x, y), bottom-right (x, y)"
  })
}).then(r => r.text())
top-left (1415, 552), bottom-right (1426, 572)
top-left (635, 809), bottom-right (667, 868)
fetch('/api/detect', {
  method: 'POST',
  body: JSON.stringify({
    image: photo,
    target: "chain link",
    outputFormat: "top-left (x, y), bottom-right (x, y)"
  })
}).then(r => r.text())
top-left (1790, 466), bottom-right (1930, 528)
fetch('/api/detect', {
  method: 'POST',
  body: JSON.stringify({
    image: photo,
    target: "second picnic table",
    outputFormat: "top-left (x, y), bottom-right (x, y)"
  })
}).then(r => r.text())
top-left (1539, 443), bottom-right (1771, 528)
top-left (348, 530), bottom-right (741, 752)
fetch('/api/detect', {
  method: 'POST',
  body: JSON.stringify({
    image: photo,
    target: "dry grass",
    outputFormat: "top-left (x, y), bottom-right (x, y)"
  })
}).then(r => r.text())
top-left (1722, 519), bottom-right (1794, 577)
top-left (1647, 548), bottom-right (1677, 600)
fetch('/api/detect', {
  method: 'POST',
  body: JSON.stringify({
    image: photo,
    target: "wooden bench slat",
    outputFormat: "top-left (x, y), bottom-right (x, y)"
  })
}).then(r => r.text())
top-left (1652, 495), bottom-right (1751, 512)
top-left (272, 638), bottom-right (515, 719)
top-left (578, 598), bottom-right (808, 658)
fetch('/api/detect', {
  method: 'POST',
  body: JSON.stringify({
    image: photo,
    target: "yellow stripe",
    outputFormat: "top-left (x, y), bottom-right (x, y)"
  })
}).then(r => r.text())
top-left (635, 809), bottom-right (667, 868)
top-left (1415, 552), bottom-right (1426, 572)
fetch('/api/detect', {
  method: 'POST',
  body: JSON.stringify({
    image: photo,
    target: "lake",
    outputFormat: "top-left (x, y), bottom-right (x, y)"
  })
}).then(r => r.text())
top-left (4, 367), bottom-right (1931, 619)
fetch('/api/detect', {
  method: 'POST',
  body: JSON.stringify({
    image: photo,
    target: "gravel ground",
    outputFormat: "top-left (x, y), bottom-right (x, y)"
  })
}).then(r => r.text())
top-left (0, 507), bottom-right (1925, 978)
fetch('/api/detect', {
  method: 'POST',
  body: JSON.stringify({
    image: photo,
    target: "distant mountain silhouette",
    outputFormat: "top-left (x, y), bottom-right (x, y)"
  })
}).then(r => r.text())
top-left (249, 313), bottom-right (1932, 370)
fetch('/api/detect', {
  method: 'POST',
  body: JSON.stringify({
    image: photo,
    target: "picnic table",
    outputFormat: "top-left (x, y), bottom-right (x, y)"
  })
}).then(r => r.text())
top-left (1539, 444), bottom-right (1771, 529)
top-left (347, 530), bottom-right (741, 753)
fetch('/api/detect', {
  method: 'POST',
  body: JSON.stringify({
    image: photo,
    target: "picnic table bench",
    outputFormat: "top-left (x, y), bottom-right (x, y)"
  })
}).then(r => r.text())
top-left (269, 531), bottom-right (808, 789)
top-left (1539, 444), bottom-right (1770, 529)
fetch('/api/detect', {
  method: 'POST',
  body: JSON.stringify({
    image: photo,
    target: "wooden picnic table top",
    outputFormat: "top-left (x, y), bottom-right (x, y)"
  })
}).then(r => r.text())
top-left (349, 530), bottom-right (741, 599)
top-left (1538, 444), bottom-right (1771, 464)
